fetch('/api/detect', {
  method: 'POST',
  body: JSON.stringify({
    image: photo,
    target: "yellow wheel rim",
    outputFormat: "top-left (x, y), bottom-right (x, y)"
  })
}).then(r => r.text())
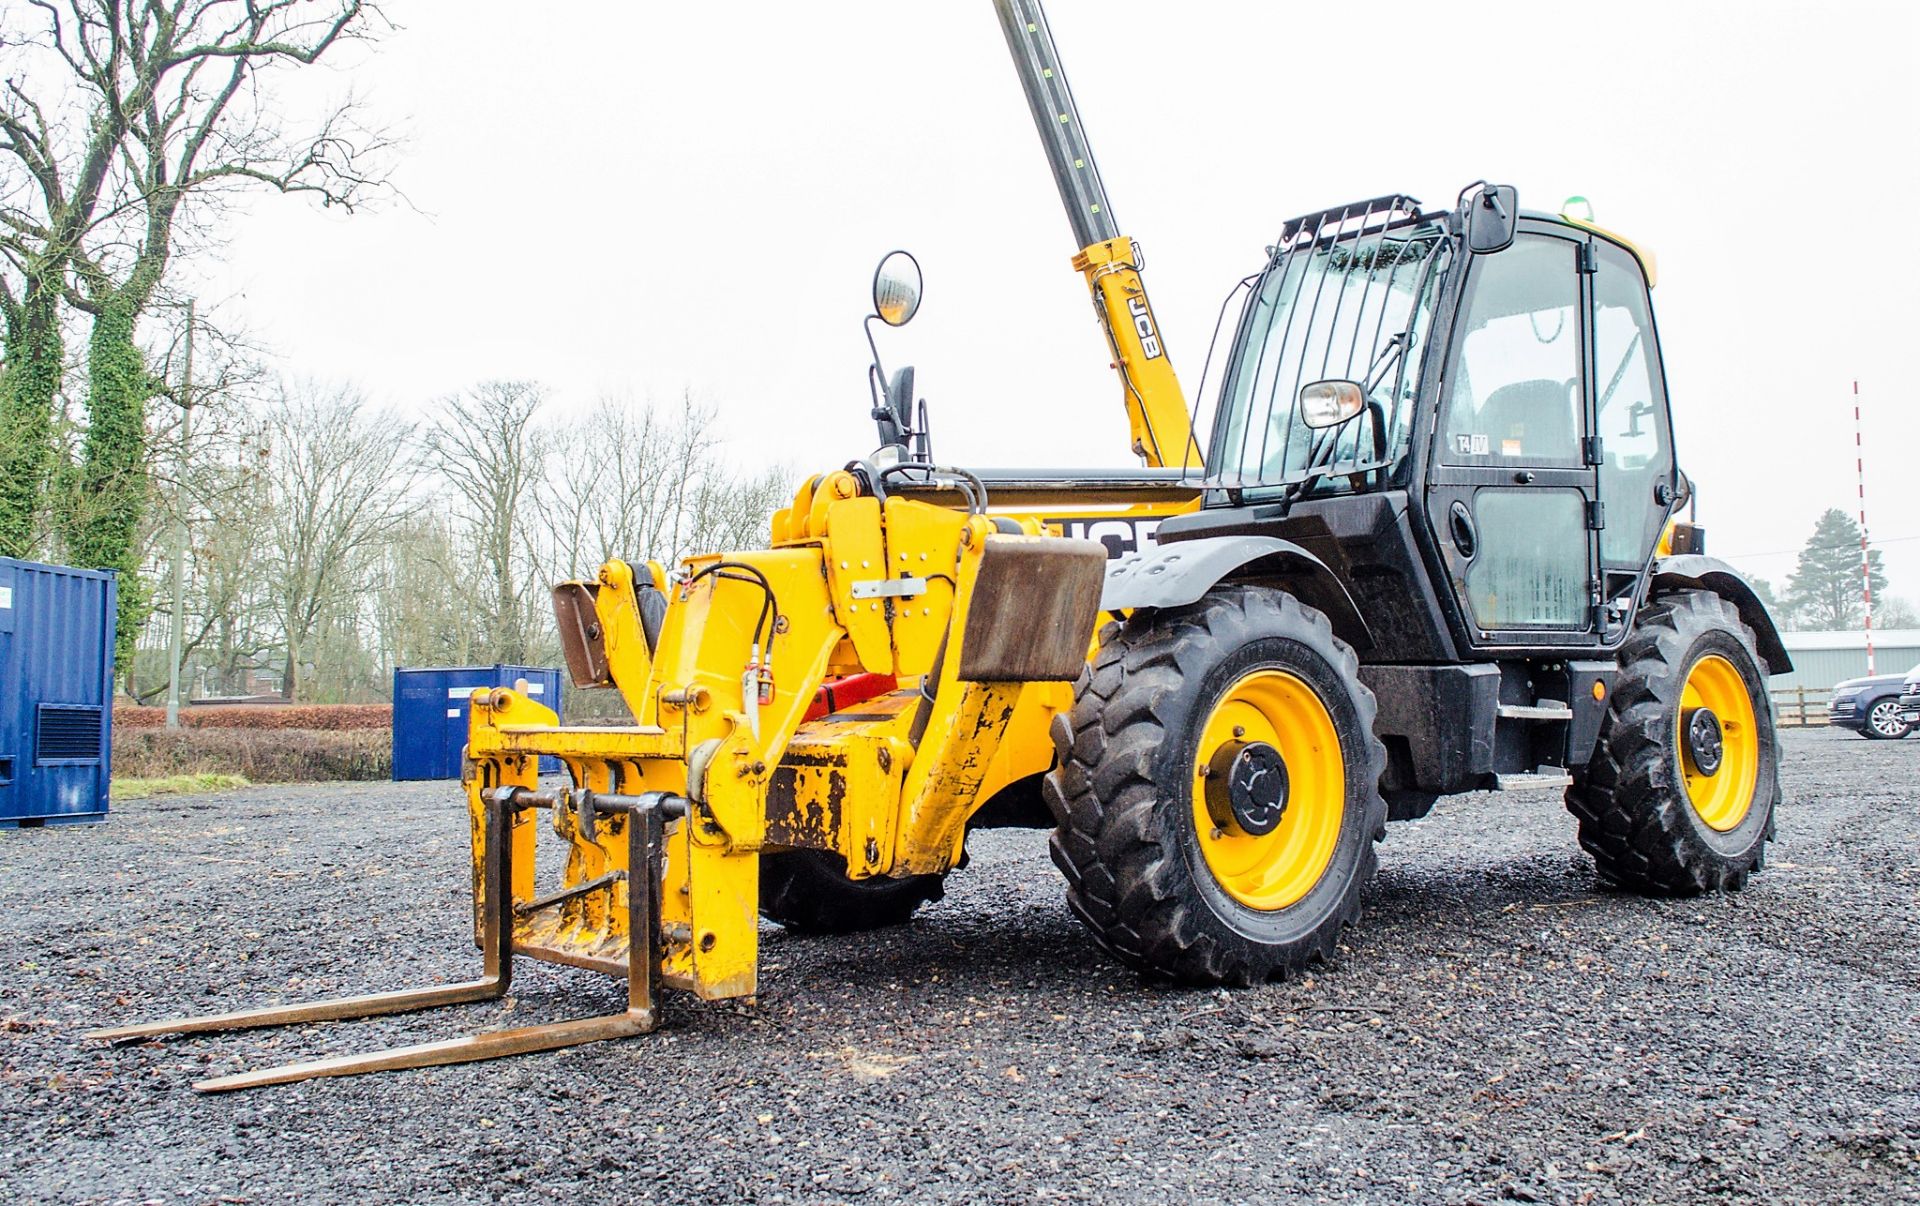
top-left (1678, 654), bottom-right (1759, 832)
top-left (1190, 669), bottom-right (1345, 911)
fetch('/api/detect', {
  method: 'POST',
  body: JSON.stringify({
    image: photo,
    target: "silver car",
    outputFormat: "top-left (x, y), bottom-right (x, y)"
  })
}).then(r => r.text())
top-left (1898, 669), bottom-right (1920, 731)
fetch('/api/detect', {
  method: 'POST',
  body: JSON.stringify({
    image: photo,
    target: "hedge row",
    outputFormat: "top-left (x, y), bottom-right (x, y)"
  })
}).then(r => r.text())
top-left (113, 728), bottom-right (391, 782)
top-left (115, 703), bottom-right (392, 731)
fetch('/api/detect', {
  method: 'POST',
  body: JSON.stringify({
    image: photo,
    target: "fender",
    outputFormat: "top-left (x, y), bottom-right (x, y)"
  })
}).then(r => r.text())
top-left (1650, 555), bottom-right (1793, 676)
top-left (1101, 534), bottom-right (1372, 652)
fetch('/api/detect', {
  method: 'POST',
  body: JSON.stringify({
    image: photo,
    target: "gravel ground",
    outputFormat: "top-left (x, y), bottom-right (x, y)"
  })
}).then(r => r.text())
top-left (1, 726), bottom-right (1915, 1205)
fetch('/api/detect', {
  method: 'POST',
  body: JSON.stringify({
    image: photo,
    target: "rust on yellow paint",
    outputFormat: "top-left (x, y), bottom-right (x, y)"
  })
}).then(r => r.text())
top-left (465, 483), bottom-right (1156, 1005)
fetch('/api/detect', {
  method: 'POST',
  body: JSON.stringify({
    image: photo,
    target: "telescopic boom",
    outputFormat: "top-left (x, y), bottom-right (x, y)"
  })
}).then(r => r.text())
top-left (991, 0), bottom-right (1204, 470)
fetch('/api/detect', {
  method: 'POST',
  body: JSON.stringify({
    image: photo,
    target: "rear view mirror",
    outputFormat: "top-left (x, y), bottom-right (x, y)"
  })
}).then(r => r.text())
top-left (1465, 183), bottom-right (1518, 254)
top-left (1300, 380), bottom-right (1366, 428)
top-left (872, 250), bottom-right (923, 327)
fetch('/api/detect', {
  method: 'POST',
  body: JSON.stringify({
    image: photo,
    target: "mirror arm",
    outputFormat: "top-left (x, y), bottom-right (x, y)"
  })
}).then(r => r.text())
top-left (867, 361), bottom-right (890, 431)
top-left (865, 314), bottom-right (900, 449)
top-left (863, 313), bottom-right (889, 388)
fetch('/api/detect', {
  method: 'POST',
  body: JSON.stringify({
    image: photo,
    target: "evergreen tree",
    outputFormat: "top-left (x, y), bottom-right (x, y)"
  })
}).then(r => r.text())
top-left (1749, 576), bottom-right (1794, 628)
top-left (1783, 508), bottom-right (1886, 630)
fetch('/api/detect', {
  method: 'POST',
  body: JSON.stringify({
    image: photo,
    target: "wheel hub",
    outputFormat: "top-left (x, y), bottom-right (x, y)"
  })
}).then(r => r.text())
top-left (1204, 740), bottom-right (1289, 837)
top-left (1683, 707), bottom-right (1724, 777)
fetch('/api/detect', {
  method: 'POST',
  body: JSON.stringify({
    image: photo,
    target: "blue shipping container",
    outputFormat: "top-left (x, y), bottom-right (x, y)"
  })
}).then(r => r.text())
top-left (392, 664), bottom-right (563, 781)
top-left (0, 558), bottom-right (117, 826)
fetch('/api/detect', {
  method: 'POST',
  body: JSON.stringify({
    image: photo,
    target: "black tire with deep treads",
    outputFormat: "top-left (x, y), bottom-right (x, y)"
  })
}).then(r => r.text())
top-left (1043, 586), bottom-right (1388, 986)
top-left (1566, 589), bottom-right (1780, 894)
top-left (758, 850), bottom-right (945, 934)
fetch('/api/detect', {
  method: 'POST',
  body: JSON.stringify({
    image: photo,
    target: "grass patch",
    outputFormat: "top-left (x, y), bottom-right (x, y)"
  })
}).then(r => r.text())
top-left (112, 773), bottom-right (253, 800)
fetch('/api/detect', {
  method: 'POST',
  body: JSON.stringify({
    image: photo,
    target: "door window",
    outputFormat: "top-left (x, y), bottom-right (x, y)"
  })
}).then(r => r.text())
top-left (1591, 242), bottom-right (1674, 567)
top-left (1441, 236), bottom-right (1584, 467)
top-left (1463, 489), bottom-right (1590, 628)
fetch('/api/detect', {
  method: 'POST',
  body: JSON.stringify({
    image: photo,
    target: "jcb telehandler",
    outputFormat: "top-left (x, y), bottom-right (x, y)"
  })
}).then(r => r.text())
top-left (91, 0), bottom-right (1787, 1090)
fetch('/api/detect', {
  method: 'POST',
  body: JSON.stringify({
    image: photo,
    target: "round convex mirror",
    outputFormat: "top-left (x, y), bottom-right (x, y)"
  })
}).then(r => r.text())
top-left (872, 250), bottom-right (923, 327)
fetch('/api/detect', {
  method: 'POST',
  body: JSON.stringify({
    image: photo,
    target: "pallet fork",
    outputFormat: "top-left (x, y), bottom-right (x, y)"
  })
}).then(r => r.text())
top-left (86, 788), bottom-right (684, 1093)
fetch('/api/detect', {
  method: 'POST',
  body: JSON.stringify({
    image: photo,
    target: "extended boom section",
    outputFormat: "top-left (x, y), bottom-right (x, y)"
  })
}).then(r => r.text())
top-left (992, 0), bottom-right (1203, 470)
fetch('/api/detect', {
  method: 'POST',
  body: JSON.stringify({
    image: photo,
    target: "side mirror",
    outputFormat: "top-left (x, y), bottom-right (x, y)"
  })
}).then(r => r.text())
top-left (1465, 183), bottom-right (1518, 254)
top-left (1299, 380), bottom-right (1366, 429)
top-left (872, 250), bottom-right (923, 327)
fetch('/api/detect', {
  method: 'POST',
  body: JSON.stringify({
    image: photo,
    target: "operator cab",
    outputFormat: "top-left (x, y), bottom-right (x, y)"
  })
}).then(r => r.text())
top-left (1171, 183), bottom-right (1681, 661)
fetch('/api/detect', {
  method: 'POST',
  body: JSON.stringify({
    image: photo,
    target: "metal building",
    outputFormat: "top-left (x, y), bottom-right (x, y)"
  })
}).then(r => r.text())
top-left (392, 665), bottom-right (563, 781)
top-left (1774, 630), bottom-right (1920, 692)
top-left (0, 558), bottom-right (117, 827)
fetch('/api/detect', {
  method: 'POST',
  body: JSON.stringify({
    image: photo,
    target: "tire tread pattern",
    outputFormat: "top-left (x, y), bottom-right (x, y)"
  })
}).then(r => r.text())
top-left (759, 851), bottom-right (945, 934)
top-left (1043, 586), bottom-right (1387, 986)
top-left (1565, 590), bottom-right (1780, 895)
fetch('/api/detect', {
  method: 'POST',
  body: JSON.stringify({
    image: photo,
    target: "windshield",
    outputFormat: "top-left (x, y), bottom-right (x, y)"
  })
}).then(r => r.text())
top-left (1209, 214), bottom-right (1450, 491)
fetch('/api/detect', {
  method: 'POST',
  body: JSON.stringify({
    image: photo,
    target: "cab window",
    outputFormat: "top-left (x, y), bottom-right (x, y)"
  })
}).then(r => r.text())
top-left (1440, 235), bottom-right (1584, 468)
top-left (1592, 241), bottom-right (1674, 566)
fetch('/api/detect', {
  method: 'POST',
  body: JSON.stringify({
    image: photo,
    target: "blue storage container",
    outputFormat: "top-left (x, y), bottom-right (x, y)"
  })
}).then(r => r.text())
top-left (392, 664), bottom-right (563, 781)
top-left (0, 557), bottom-right (117, 826)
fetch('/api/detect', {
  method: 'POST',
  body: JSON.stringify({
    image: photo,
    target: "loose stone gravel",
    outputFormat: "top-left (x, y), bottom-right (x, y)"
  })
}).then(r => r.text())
top-left (1, 727), bottom-right (1914, 1204)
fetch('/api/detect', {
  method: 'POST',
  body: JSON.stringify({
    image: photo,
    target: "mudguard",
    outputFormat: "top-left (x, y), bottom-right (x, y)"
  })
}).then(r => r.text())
top-left (1650, 555), bottom-right (1792, 675)
top-left (1101, 534), bottom-right (1372, 651)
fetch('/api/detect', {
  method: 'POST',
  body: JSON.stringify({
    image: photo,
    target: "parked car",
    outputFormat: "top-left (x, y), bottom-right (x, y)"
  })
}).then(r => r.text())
top-left (1898, 669), bottom-right (1920, 732)
top-left (1828, 667), bottom-right (1918, 739)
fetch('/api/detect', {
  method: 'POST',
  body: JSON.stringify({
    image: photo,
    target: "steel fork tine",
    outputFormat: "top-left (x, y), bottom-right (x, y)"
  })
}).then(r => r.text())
top-left (125, 791), bottom-right (675, 1093)
top-left (192, 1011), bottom-right (655, 1093)
top-left (87, 787), bottom-right (519, 1046)
top-left (84, 979), bottom-right (507, 1043)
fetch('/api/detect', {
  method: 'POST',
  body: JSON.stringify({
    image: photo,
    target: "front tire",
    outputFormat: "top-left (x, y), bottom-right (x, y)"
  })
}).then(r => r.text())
top-left (1863, 698), bottom-right (1912, 740)
top-left (1044, 586), bottom-right (1387, 986)
top-left (1566, 590), bottom-right (1780, 894)
top-left (758, 851), bottom-right (945, 934)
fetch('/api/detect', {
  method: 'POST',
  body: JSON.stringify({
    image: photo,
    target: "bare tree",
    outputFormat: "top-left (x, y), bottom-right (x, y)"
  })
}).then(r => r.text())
top-left (0, 0), bottom-right (393, 646)
top-left (536, 390), bottom-right (790, 583)
top-left (422, 381), bottom-right (549, 664)
top-left (261, 379), bottom-right (413, 700)
top-left (123, 306), bottom-right (272, 698)
top-left (371, 513), bottom-right (478, 679)
top-left (682, 462), bottom-right (788, 557)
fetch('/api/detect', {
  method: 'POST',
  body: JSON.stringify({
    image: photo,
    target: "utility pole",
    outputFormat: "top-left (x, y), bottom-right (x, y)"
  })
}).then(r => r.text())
top-left (1854, 380), bottom-right (1874, 676)
top-left (165, 301), bottom-right (195, 728)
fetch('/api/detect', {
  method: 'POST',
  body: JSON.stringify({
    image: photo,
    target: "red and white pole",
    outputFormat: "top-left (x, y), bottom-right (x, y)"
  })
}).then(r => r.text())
top-left (1855, 381), bottom-right (1875, 675)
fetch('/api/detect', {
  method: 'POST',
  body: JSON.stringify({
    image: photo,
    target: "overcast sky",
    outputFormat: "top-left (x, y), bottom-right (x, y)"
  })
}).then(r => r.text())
top-left (188, 1), bottom-right (1920, 608)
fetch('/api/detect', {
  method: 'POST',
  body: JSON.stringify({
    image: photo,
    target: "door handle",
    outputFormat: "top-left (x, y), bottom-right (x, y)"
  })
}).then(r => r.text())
top-left (1448, 500), bottom-right (1478, 559)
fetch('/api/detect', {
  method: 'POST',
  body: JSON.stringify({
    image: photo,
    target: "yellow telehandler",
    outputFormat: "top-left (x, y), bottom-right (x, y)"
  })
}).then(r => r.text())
top-left (91, 0), bottom-right (1788, 1091)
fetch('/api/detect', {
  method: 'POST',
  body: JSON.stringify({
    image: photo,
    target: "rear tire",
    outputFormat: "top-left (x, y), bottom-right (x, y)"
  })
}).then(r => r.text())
top-left (1566, 590), bottom-right (1779, 894)
top-left (1863, 698), bottom-right (1911, 740)
top-left (758, 851), bottom-right (944, 934)
top-left (1044, 586), bottom-right (1387, 986)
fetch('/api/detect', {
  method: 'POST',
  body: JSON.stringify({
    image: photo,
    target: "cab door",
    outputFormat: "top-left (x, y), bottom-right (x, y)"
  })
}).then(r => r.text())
top-left (1425, 228), bottom-right (1601, 651)
top-left (1588, 239), bottom-right (1679, 626)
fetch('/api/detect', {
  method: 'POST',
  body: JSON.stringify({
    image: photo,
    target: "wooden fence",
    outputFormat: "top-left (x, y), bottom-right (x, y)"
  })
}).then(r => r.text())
top-left (1770, 687), bottom-right (1829, 728)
